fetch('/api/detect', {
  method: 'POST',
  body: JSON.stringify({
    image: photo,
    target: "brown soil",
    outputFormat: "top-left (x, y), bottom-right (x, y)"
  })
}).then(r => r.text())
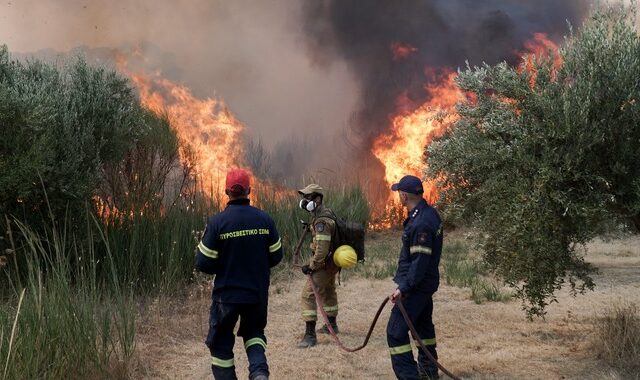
top-left (131, 235), bottom-right (640, 379)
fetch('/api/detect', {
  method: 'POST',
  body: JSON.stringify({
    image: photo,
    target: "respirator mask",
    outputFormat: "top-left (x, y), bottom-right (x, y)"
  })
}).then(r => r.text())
top-left (299, 199), bottom-right (317, 212)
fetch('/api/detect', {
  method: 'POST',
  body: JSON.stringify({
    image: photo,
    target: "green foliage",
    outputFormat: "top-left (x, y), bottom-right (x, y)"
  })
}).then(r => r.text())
top-left (100, 207), bottom-right (208, 294)
top-left (441, 239), bottom-right (512, 304)
top-left (0, 215), bottom-right (135, 379)
top-left (0, 45), bottom-right (198, 294)
top-left (345, 232), bottom-right (400, 280)
top-left (471, 280), bottom-right (512, 304)
top-left (0, 46), bottom-right (142, 230)
top-left (560, 5), bottom-right (640, 230)
top-left (427, 5), bottom-right (640, 317)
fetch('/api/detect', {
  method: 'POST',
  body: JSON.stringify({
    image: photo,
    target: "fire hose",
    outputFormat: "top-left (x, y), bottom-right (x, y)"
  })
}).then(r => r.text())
top-left (292, 221), bottom-right (459, 378)
top-left (306, 274), bottom-right (461, 380)
top-left (292, 221), bottom-right (310, 266)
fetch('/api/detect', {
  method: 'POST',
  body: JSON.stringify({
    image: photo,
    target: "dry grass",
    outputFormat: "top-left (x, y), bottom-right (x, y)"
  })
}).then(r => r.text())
top-left (132, 234), bottom-right (640, 379)
top-left (592, 301), bottom-right (640, 378)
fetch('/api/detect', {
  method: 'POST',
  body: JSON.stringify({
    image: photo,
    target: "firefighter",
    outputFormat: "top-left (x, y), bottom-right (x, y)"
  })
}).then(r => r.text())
top-left (195, 169), bottom-right (283, 380)
top-left (387, 175), bottom-right (443, 380)
top-left (297, 183), bottom-right (340, 348)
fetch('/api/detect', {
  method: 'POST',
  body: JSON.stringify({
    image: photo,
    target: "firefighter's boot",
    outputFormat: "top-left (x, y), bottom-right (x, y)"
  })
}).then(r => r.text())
top-left (297, 321), bottom-right (317, 348)
top-left (318, 316), bottom-right (339, 334)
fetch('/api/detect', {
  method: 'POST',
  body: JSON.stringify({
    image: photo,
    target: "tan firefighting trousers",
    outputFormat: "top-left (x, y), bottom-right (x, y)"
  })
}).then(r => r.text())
top-left (301, 268), bottom-right (338, 322)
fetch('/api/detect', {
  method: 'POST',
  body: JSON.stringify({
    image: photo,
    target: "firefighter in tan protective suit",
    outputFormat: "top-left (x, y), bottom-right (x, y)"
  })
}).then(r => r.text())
top-left (297, 184), bottom-right (340, 348)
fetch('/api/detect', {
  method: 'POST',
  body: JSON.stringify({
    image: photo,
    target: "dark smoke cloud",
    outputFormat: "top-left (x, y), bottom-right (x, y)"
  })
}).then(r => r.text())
top-left (301, 0), bottom-right (590, 146)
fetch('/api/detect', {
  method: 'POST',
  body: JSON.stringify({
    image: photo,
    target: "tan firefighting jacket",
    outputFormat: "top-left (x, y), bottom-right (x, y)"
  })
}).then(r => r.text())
top-left (308, 205), bottom-right (336, 271)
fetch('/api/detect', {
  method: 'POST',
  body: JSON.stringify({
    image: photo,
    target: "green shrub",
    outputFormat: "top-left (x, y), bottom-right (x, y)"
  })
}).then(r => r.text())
top-left (0, 46), bottom-right (142, 232)
top-left (442, 238), bottom-right (511, 304)
top-left (427, 4), bottom-right (640, 317)
top-left (346, 235), bottom-right (400, 280)
top-left (442, 240), bottom-right (482, 288)
top-left (0, 45), bottom-right (201, 295)
top-left (471, 280), bottom-right (512, 304)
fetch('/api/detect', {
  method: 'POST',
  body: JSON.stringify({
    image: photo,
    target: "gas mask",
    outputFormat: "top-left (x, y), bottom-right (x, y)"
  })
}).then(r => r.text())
top-left (299, 199), bottom-right (317, 212)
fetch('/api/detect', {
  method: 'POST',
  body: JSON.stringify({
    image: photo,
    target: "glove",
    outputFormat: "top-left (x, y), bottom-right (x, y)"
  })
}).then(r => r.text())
top-left (301, 265), bottom-right (314, 275)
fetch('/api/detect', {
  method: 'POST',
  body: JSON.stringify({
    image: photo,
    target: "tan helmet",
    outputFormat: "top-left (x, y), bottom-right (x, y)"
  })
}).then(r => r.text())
top-left (298, 184), bottom-right (324, 196)
top-left (333, 245), bottom-right (358, 269)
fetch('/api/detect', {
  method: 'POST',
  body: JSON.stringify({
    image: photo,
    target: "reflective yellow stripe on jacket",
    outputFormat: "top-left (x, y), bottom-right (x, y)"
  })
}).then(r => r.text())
top-left (409, 245), bottom-right (432, 255)
top-left (198, 241), bottom-right (218, 259)
top-left (269, 238), bottom-right (282, 253)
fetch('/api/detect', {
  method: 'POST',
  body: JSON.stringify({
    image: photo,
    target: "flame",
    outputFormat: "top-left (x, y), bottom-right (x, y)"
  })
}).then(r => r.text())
top-left (372, 34), bottom-right (561, 228)
top-left (103, 50), bottom-right (300, 219)
top-left (128, 71), bottom-right (250, 198)
top-left (95, 50), bottom-right (259, 219)
top-left (372, 70), bottom-right (464, 207)
top-left (106, 36), bottom-right (561, 229)
top-left (391, 42), bottom-right (418, 61)
top-left (522, 32), bottom-right (561, 62)
top-left (520, 33), bottom-right (562, 88)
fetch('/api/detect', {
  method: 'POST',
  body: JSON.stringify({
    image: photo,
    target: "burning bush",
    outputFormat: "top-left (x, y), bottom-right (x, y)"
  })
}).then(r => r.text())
top-left (98, 109), bottom-right (194, 220)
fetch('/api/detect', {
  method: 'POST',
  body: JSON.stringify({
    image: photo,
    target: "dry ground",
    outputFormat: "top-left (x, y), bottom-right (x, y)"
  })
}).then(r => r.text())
top-left (131, 234), bottom-right (640, 379)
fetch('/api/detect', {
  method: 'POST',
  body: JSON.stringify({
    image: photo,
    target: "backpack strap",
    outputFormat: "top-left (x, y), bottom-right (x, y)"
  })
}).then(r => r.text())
top-left (315, 207), bottom-right (338, 252)
top-left (316, 207), bottom-right (337, 221)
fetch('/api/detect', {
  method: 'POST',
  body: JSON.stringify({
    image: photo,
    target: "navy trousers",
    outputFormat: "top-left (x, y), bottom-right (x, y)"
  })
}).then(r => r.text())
top-left (206, 301), bottom-right (269, 380)
top-left (386, 292), bottom-right (438, 380)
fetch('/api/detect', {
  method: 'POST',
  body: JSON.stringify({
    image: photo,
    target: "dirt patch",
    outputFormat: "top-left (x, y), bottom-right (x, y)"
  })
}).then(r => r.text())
top-left (133, 236), bottom-right (640, 379)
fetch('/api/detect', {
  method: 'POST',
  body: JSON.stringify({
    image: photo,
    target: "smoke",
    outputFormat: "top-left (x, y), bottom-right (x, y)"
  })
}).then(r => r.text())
top-left (0, 0), bottom-right (359, 158)
top-left (300, 0), bottom-right (590, 147)
top-left (1, 1), bottom-right (592, 186)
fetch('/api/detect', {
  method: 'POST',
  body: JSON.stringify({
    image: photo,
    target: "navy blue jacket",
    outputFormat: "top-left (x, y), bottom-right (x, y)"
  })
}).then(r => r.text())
top-left (393, 199), bottom-right (443, 295)
top-left (195, 199), bottom-right (283, 303)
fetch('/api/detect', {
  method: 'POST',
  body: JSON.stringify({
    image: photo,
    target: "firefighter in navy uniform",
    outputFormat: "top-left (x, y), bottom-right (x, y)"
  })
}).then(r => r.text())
top-left (195, 169), bottom-right (283, 380)
top-left (387, 175), bottom-right (443, 380)
top-left (296, 184), bottom-right (340, 348)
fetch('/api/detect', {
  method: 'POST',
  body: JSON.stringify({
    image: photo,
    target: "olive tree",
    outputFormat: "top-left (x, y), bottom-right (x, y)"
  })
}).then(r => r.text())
top-left (0, 46), bottom-right (140, 225)
top-left (427, 5), bottom-right (640, 318)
